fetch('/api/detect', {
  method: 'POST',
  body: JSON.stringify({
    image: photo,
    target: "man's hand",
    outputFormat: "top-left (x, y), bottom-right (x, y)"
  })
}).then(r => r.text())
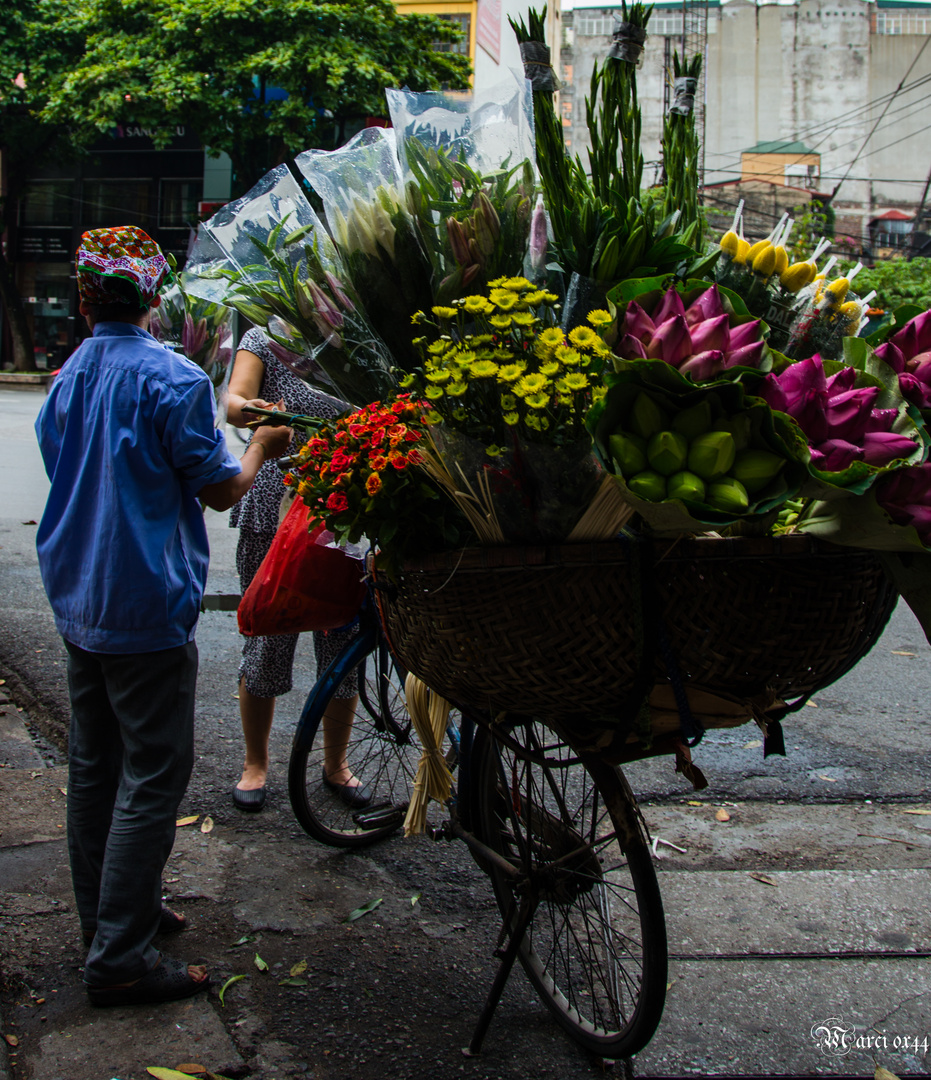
top-left (198, 403), bottom-right (294, 512)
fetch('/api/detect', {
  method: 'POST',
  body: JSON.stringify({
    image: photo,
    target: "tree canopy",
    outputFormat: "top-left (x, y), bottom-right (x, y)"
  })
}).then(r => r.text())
top-left (37, 0), bottom-right (471, 190)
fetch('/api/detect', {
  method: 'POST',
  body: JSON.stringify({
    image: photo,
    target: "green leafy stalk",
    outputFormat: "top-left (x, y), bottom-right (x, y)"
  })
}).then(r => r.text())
top-left (661, 51), bottom-right (703, 248)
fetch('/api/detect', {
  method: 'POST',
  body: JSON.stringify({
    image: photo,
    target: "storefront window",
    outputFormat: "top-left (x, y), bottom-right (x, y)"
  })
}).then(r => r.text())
top-left (19, 180), bottom-right (74, 228)
top-left (160, 179), bottom-right (201, 228)
top-left (17, 263), bottom-right (73, 370)
top-left (81, 179), bottom-right (155, 232)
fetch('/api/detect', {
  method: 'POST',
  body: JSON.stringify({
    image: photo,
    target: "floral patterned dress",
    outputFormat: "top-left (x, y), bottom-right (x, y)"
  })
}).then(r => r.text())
top-left (231, 328), bottom-right (358, 699)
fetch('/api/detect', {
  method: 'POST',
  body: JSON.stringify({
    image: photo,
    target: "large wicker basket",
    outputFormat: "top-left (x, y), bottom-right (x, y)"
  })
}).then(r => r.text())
top-left (374, 535), bottom-right (897, 724)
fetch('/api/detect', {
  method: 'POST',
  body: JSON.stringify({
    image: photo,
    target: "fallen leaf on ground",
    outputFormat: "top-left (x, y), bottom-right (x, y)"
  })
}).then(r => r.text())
top-left (749, 872), bottom-right (778, 887)
top-left (410, 892), bottom-right (422, 907)
top-left (890, 650), bottom-right (916, 657)
top-left (817, 775), bottom-right (838, 782)
top-left (686, 800), bottom-right (703, 807)
top-left (200, 816), bottom-right (214, 834)
top-left (279, 976), bottom-right (308, 987)
top-left (715, 808), bottom-right (731, 822)
top-left (175, 1066), bottom-right (206, 1076)
top-left (858, 833), bottom-right (917, 846)
top-left (230, 935), bottom-right (254, 947)
top-left (289, 960), bottom-right (307, 977)
top-left (59, 787), bottom-right (67, 796)
top-left (805, 700), bottom-right (819, 708)
top-left (876, 1068), bottom-right (901, 1080)
top-left (902, 808), bottom-right (931, 815)
top-left (743, 739), bottom-right (763, 749)
top-left (4, 1034), bottom-right (18, 1047)
top-left (254, 953), bottom-right (268, 972)
top-left (218, 974), bottom-right (245, 1007)
top-left (147, 1069), bottom-right (197, 1080)
top-left (344, 898), bottom-right (383, 924)
top-left (22, 520), bottom-right (37, 526)
top-left (175, 815), bottom-right (199, 827)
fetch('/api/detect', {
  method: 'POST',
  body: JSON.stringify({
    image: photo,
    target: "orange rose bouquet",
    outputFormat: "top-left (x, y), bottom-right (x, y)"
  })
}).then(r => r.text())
top-left (284, 394), bottom-right (472, 579)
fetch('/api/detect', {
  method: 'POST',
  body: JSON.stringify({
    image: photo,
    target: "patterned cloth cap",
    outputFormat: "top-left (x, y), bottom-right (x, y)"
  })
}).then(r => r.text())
top-left (76, 226), bottom-right (170, 306)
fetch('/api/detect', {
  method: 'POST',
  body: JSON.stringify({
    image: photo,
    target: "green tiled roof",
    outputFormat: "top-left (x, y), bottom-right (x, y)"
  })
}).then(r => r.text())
top-left (743, 140), bottom-right (817, 155)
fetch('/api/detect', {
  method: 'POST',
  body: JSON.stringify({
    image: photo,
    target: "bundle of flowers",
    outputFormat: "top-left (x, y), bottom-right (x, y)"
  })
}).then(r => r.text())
top-left (614, 282), bottom-right (768, 382)
top-left (151, 275), bottom-right (234, 422)
top-left (396, 276), bottom-right (624, 543)
top-left (282, 395), bottom-right (472, 580)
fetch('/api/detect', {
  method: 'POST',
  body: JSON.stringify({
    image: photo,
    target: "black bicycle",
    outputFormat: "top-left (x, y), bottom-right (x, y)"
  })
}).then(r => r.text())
top-left (287, 587), bottom-right (667, 1059)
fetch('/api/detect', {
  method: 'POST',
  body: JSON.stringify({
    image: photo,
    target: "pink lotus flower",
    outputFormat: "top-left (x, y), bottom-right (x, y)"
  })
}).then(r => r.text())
top-left (759, 353), bottom-right (917, 473)
top-left (617, 286), bottom-right (767, 381)
top-left (876, 461), bottom-right (931, 544)
top-left (874, 310), bottom-right (931, 410)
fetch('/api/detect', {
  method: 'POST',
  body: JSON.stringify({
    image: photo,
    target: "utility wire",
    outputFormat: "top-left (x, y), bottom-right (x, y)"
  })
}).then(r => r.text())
top-left (831, 33), bottom-right (931, 198)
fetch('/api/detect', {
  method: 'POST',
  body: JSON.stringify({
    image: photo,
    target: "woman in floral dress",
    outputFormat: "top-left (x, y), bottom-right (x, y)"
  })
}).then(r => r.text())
top-left (225, 328), bottom-right (371, 812)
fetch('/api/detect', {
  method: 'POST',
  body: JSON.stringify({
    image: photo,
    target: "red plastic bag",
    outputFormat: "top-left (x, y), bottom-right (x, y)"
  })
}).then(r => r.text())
top-left (237, 497), bottom-right (366, 636)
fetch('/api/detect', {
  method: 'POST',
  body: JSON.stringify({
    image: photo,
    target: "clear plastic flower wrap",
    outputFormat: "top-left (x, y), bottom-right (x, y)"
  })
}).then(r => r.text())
top-left (201, 164), bottom-right (396, 405)
top-left (295, 127), bottom-right (433, 369)
top-left (385, 75), bottom-right (537, 304)
top-left (150, 277), bottom-right (235, 426)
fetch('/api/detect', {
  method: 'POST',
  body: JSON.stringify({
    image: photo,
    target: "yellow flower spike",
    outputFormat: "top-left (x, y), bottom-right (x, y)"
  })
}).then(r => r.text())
top-left (751, 243), bottom-right (777, 278)
top-left (773, 246), bottom-right (789, 275)
top-left (824, 278), bottom-right (849, 305)
top-left (719, 230), bottom-right (740, 258)
top-left (734, 237), bottom-right (751, 264)
top-left (745, 238), bottom-right (770, 262)
top-left (779, 261), bottom-right (815, 293)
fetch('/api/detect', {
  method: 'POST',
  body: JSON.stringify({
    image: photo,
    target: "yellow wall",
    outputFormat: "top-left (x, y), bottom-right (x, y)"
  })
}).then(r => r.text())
top-left (394, 0), bottom-right (478, 70)
top-left (741, 153), bottom-right (821, 187)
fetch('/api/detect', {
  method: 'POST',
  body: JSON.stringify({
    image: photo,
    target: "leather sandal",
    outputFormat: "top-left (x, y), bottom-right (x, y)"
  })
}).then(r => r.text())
top-left (321, 767), bottom-right (373, 809)
top-left (83, 905), bottom-right (186, 949)
top-left (232, 784), bottom-right (267, 812)
top-left (86, 955), bottom-right (208, 1008)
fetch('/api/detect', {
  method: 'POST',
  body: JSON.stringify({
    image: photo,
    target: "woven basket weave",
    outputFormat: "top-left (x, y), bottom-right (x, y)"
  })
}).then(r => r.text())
top-left (375, 535), bottom-right (897, 723)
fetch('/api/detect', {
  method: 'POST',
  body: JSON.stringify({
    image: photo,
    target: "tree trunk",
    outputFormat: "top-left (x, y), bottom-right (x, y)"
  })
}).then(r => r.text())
top-left (0, 241), bottom-right (35, 371)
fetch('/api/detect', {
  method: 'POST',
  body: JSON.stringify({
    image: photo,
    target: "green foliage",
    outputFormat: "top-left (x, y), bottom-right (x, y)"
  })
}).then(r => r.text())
top-left (846, 257), bottom-right (931, 312)
top-left (661, 51), bottom-right (703, 246)
top-left (787, 201), bottom-right (835, 264)
top-left (34, 0), bottom-right (471, 193)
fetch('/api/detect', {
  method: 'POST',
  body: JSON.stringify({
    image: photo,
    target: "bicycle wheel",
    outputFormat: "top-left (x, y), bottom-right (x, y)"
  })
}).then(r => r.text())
top-left (472, 718), bottom-right (667, 1058)
top-left (289, 629), bottom-right (422, 848)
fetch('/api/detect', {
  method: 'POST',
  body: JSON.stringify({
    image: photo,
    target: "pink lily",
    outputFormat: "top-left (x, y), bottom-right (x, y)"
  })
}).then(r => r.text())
top-left (651, 288), bottom-right (688, 327)
top-left (684, 284), bottom-right (725, 327)
top-left (689, 314), bottom-right (730, 354)
top-left (324, 271), bottom-right (355, 313)
top-left (723, 340), bottom-right (765, 370)
top-left (623, 302), bottom-right (656, 343)
top-left (862, 431), bottom-right (918, 467)
top-left (727, 319), bottom-right (763, 351)
top-left (645, 314), bottom-right (692, 366)
top-left (679, 350), bottom-right (725, 381)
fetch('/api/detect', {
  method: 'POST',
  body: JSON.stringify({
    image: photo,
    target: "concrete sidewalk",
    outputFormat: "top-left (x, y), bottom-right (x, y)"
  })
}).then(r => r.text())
top-left (1, 681), bottom-right (930, 1080)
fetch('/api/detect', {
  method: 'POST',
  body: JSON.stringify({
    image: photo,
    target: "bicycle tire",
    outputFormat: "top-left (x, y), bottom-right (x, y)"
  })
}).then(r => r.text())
top-left (472, 718), bottom-right (667, 1058)
top-left (288, 627), bottom-right (422, 848)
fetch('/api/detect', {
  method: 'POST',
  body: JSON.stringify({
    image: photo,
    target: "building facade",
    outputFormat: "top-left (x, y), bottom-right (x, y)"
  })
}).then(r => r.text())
top-left (562, 0), bottom-right (931, 249)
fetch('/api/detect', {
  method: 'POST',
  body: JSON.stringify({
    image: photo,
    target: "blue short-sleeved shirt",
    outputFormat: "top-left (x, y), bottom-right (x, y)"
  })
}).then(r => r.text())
top-left (35, 322), bottom-right (242, 654)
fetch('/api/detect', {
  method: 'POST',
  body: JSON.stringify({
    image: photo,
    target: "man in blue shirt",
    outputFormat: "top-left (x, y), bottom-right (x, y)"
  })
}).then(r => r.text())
top-left (35, 226), bottom-right (291, 1007)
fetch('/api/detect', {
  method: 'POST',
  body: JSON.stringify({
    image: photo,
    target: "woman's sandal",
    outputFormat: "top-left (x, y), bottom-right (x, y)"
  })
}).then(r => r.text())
top-left (82, 905), bottom-right (186, 949)
top-left (86, 955), bottom-right (209, 1008)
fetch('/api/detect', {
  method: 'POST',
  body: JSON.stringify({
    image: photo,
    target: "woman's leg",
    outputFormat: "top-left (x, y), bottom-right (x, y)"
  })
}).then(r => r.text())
top-left (236, 678), bottom-right (275, 792)
top-left (321, 694), bottom-right (361, 788)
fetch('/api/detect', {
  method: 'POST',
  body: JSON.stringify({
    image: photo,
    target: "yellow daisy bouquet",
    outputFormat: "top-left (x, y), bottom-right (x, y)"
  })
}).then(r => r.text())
top-left (398, 276), bottom-right (631, 544)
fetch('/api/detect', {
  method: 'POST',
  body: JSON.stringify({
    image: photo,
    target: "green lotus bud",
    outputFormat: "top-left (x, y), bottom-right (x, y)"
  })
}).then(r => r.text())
top-left (628, 392), bottom-right (669, 441)
top-left (731, 449), bottom-right (786, 494)
top-left (712, 413), bottom-right (752, 451)
top-left (707, 477), bottom-right (750, 514)
top-left (608, 433), bottom-right (647, 477)
top-left (627, 470), bottom-right (667, 502)
top-left (647, 430), bottom-right (689, 476)
top-left (672, 400), bottom-right (713, 441)
top-left (666, 470), bottom-right (707, 503)
top-left (688, 431), bottom-right (737, 481)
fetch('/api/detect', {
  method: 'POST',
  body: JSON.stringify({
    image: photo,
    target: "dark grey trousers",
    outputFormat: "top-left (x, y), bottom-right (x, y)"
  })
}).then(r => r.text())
top-left (64, 640), bottom-right (197, 986)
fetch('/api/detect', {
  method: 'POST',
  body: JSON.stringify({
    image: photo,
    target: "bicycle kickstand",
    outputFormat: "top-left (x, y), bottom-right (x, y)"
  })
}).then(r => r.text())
top-left (463, 894), bottom-right (534, 1058)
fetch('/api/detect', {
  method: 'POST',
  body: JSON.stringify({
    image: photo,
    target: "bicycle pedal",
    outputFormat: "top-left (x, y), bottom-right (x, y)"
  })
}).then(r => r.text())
top-left (352, 803), bottom-right (404, 830)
